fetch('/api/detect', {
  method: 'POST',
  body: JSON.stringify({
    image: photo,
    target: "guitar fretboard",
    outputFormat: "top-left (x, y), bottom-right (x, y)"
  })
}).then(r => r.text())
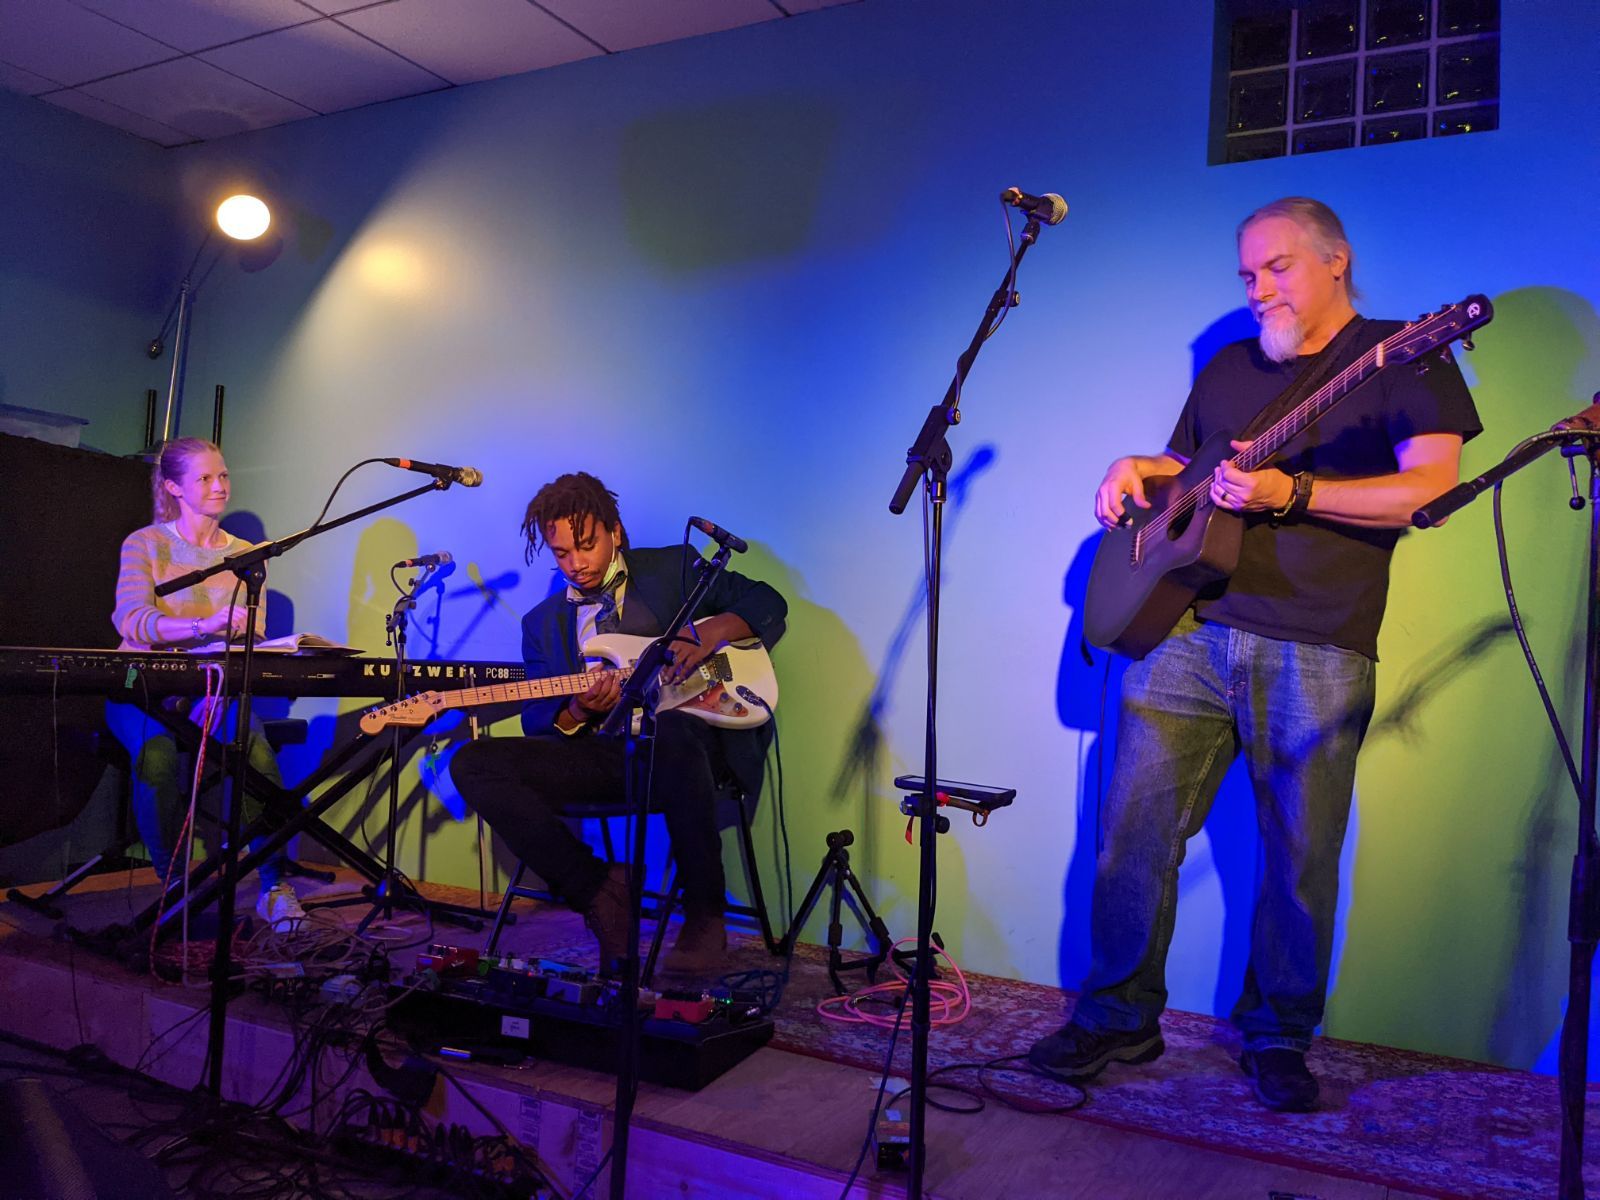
top-left (434, 667), bottom-right (630, 711)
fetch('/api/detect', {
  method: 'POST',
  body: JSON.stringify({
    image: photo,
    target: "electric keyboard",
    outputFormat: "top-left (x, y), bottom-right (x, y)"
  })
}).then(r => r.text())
top-left (0, 646), bottom-right (526, 699)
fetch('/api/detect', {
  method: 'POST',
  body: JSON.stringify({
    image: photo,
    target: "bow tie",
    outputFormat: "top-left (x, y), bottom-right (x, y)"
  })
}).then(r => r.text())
top-left (568, 571), bottom-right (626, 609)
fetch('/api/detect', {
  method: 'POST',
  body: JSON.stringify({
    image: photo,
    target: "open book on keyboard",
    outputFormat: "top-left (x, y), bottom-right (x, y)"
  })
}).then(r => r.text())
top-left (192, 632), bottom-right (362, 655)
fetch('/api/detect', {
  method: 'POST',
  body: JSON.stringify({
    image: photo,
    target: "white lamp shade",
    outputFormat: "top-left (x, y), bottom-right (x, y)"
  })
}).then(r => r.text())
top-left (216, 194), bottom-right (271, 241)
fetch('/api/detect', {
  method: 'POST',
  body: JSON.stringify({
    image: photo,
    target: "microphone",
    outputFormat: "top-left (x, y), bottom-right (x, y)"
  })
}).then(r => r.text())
top-left (1000, 187), bottom-right (1068, 225)
top-left (689, 516), bottom-right (747, 553)
top-left (382, 457), bottom-right (483, 487)
top-left (394, 551), bottom-right (453, 570)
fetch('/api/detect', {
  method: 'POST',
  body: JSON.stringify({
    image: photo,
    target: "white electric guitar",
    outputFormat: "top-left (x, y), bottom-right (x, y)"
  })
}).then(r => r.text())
top-left (358, 633), bottom-right (778, 735)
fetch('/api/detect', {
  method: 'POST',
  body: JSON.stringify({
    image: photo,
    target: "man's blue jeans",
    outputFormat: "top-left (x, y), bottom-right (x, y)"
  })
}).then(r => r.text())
top-left (1072, 611), bottom-right (1376, 1052)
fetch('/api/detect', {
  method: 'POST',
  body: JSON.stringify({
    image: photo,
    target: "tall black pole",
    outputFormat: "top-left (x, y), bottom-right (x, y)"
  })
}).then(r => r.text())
top-left (143, 389), bottom-right (158, 452)
top-left (211, 384), bottom-right (226, 448)
top-left (605, 546), bottom-right (736, 1200)
top-left (379, 584), bottom-right (411, 924)
top-left (1418, 425), bottom-right (1600, 1198)
top-left (890, 211), bottom-right (1046, 1200)
top-left (204, 560), bottom-right (266, 1099)
top-left (1559, 450), bottom-right (1600, 1199)
top-left (908, 474), bottom-right (944, 1196)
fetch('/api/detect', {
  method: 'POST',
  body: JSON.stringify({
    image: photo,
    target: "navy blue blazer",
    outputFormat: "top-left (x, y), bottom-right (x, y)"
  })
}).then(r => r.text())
top-left (518, 545), bottom-right (787, 796)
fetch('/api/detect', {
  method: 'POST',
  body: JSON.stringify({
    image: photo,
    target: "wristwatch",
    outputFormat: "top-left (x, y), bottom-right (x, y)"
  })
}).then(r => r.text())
top-left (1271, 470), bottom-right (1313, 522)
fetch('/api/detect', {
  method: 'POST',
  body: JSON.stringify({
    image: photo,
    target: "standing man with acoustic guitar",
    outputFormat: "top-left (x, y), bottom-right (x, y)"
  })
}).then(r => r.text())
top-left (453, 472), bottom-right (785, 976)
top-left (1029, 198), bottom-right (1482, 1111)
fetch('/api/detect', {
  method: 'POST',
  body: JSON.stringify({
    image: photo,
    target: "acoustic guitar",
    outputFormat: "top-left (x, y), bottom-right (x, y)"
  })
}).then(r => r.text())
top-left (1083, 296), bottom-right (1494, 659)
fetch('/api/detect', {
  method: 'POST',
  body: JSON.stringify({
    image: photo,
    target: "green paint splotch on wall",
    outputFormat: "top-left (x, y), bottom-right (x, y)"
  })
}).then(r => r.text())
top-left (1329, 288), bottom-right (1599, 1067)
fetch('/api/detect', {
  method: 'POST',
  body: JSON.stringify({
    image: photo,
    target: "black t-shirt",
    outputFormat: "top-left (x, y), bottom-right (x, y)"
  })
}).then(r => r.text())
top-left (1167, 317), bottom-right (1482, 659)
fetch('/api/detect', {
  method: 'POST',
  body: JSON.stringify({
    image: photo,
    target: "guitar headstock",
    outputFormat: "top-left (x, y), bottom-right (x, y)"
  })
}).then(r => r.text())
top-left (1384, 295), bottom-right (1493, 365)
top-left (359, 692), bottom-right (446, 735)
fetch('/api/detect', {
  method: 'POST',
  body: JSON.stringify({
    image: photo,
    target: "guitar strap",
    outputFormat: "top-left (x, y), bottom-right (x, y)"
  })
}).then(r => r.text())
top-left (1235, 314), bottom-right (1367, 446)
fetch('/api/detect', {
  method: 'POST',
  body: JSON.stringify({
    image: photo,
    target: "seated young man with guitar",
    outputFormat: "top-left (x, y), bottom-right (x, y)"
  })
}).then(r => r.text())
top-left (451, 472), bottom-right (785, 976)
top-left (1030, 198), bottom-right (1482, 1111)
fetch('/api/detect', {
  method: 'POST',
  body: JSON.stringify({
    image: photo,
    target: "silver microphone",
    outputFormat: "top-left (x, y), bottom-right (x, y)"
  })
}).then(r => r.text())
top-left (394, 551), bottom-right (453, 569)
top-left (382, 458), bottom-right (483, 487)
top-left (1000, 187), bottom-right (1068, 225)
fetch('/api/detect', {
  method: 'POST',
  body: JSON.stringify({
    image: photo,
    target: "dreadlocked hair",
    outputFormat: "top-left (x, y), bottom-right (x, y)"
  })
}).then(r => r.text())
top-left (519, 471), bottom-right (627, 565)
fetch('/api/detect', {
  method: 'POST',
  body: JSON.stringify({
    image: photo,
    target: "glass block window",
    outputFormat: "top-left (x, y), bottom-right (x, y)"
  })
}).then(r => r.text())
top-left (1214, 0), bottom-right (1499, 164)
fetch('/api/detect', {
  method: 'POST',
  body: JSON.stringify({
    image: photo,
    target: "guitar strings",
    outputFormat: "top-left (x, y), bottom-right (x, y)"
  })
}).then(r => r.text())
top-left (1134, 339), bottom-right (1383, 554)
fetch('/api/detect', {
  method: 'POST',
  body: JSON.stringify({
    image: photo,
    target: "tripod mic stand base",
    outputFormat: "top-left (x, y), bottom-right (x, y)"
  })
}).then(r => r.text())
top-left (780, 829), bottom-right (895, 993)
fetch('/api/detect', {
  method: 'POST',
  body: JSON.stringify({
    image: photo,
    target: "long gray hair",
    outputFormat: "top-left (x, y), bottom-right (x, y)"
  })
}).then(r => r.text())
top-left (1237, 197), bottom-right (1360, 299)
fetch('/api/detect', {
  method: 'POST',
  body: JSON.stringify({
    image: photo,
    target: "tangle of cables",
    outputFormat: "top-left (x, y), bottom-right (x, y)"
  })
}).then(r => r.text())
top-left (817, 936), bottom-right (971, 1028)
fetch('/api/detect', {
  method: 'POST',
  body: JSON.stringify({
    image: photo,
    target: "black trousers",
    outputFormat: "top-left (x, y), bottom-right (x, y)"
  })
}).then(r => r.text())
top-left (451, 712), bottom-right (727, 912)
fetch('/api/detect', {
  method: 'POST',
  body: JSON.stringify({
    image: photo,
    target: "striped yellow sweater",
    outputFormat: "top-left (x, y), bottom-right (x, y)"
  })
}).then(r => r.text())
top-left (112, 522), bottom-right (253, 651)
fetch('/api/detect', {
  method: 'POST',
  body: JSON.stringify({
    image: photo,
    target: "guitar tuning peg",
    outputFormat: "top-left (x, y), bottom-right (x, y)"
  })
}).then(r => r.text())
top-left (1461, 335), bottom-right (1475, 351)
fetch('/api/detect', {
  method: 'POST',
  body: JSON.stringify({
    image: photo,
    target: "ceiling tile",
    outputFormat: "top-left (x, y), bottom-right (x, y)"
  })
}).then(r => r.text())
top-left (0, 56), bottom-right (61, 93)
top-left (535, 0), bottom-right (779, 54)
top-left (0, 0), bottom-right (175, 85)
top-left (42, 88), bottom-right (194, 145)
top-left (338, 0), bottom-right (602, 85)
top-left (75, 0), bottom-right (317, 55)
top-left (81, 56), bottom-right (317, 140)
top-left (199, 17), bottom-right (446, 113)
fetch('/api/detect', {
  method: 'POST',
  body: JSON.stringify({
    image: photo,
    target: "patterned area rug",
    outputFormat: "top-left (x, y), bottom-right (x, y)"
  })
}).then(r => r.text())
top-left (476, 896), bottom-right (1596, 1200)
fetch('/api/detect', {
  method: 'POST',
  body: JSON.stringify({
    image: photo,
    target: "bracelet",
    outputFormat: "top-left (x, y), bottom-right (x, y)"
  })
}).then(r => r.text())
top-left (1270, 470), bottom-right (1313, 522)
top-left (191, 617), bottom-right (203, 641)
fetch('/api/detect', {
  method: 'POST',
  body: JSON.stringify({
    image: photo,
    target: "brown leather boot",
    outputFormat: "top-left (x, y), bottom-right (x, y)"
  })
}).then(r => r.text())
top-left (663, 908), bottom-right (727, 975)
top-left (581, 863), bottom-right (631, 976)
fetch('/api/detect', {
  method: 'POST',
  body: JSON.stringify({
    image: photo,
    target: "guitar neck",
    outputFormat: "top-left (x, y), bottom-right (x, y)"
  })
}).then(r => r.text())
top-left (430, 667), bottom-right (628, 712)
top-left (1236, 339), bottom-right (1388, 471)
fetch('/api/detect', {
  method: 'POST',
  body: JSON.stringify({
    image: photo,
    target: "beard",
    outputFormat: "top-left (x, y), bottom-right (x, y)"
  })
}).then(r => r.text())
top-left (1257, 307), bottom-right (1305, 363)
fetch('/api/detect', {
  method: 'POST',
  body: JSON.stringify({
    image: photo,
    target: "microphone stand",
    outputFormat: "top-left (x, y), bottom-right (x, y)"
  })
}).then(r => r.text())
top-left (1413, 422), bottom-right (1600, 1200)
top-left (155, 474), bottom-right (457, 1103)
top-left (887, 212), bottom-right (1044, 1198)
top-left (360, 564), bottom-right (426, 929)
top-left (338, 565), bottom-right (490, 932)
top-left (599, 541), bottom-right (736, 1200)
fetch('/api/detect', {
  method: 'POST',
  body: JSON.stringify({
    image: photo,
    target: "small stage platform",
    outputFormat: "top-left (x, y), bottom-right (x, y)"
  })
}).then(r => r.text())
top-left (0, 868), bottom-right (1587, 1198)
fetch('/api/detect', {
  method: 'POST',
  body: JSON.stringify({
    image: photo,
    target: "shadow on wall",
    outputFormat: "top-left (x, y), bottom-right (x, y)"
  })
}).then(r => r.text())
top-left (620, 94), bottom-right (841, 274)
top-left (1052, 306), bottom-right (1274, 1016)
top-left (798, 445), bottom-right (1013, 970)
top-left (727, 539), bottom-right (879, 946)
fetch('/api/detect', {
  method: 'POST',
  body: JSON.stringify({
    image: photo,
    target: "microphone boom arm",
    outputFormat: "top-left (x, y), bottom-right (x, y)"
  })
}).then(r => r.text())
top-left (156, 476), bottom-right (449, 598)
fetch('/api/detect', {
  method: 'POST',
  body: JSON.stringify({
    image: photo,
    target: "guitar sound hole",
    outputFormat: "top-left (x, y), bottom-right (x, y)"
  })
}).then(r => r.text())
top-left (1165, 504), bottom-right (1195, 540)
